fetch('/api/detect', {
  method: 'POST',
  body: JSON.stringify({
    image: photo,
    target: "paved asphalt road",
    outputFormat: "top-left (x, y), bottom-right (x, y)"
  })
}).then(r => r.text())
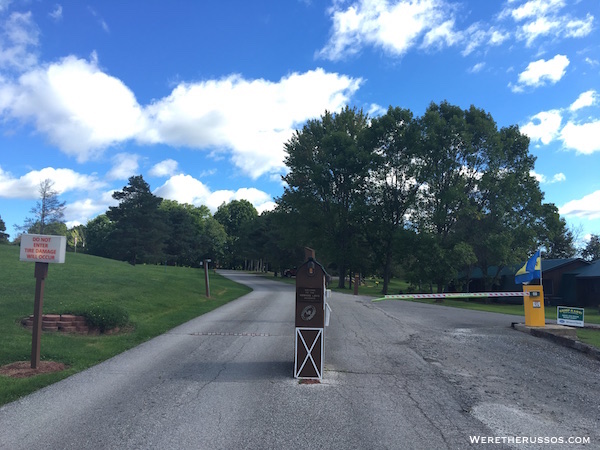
top-left (1, 271), bottom-right (598, 449)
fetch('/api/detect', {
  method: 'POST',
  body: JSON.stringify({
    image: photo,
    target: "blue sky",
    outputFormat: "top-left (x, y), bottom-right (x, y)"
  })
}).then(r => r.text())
top-left (0, 0), bottom-right (599, 245)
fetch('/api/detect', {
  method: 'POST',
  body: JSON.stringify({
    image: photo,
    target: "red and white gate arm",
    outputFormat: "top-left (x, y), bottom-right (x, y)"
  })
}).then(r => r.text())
top-left (373, 292), bottom-right (530, 302)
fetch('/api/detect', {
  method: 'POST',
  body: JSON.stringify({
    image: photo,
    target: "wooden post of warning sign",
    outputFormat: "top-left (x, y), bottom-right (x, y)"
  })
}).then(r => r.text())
top-left (31, 262), bottom-right (49, 369)
top-left (294, 249), bottom-right (329, 380)
top-left (20, 234), bottom-right (67, 369)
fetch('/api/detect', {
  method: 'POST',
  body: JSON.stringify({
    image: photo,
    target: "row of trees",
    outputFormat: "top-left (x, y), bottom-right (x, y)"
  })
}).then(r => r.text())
top-left (4, 102), bottom-right (599, 294)
top-left (276, 103), bottom-right (577, 292)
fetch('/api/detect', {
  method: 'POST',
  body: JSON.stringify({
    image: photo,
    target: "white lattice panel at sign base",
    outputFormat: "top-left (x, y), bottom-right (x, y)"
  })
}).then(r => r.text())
top-left (294, 327), bottom-right (323, 380)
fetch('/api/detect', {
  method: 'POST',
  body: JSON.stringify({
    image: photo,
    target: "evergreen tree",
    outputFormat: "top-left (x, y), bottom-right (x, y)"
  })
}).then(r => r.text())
top-left (582, 234), bottom-right (600, 261)
top-left (0, 215), bottom-right (8, 243)
top-left (107, 175), bottom-right (166, 265)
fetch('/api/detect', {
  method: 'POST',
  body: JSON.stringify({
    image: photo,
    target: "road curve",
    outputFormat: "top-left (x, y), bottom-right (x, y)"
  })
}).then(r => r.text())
top-left (0, 271), bottom-right (598, 449)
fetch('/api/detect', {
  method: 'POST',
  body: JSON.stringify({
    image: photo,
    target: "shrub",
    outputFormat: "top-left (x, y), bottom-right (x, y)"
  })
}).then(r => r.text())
top-left (78, 304), bottom-right (129, 333)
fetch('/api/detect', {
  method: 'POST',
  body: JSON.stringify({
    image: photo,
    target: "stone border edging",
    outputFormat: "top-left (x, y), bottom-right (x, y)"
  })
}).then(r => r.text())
top-left (512, 323), bottom-right (600, 361)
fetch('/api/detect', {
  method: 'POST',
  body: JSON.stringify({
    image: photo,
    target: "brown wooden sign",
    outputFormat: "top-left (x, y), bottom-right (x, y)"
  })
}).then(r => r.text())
top-left (294, 251), bottom-right (328, 380)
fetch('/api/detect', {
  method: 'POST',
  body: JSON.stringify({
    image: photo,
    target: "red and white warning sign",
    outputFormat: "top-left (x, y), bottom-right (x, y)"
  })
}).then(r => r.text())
top-left (19, 234), bottom-right (67, 264)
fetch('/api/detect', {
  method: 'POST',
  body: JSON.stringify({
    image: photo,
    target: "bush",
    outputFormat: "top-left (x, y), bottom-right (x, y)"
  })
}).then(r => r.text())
top-left (78, 304), bottom-right (129, 333)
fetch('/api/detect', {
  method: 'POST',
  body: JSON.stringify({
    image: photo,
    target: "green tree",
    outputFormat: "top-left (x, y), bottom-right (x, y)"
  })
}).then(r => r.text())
top-left (19, 179), bottom-right (66, 235)
top-left (160, 201), bottom-right (226, 267)
top-left (460, 123), bottom-right (542, 290)
top-left (86, 214), bottom-right (114, 258)
top-left (0, 216), bottom-right (9, 243)
top-left (537, 203), bottom-right (576, 259)
top-left (364, 106), bottom-right (421, 294)
top-left (214, 199), bottom-right (258, 268)
top-left (412, 103), bottom-right (545, 293)
top-left (582, 234), bottom-right (600, 261)
top-left (107, 175), bottom-right (166, 265)
top-left (279, 107), bottom-right (372, 288)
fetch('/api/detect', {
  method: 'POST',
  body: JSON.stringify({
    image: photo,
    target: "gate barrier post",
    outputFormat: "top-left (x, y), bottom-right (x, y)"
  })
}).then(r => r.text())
top-left (294, 248), bottom-right (330, 380)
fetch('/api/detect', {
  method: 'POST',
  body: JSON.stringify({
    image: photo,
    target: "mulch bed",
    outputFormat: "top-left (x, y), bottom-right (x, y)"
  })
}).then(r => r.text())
top-left (0, 361), bottom-right (66, 378)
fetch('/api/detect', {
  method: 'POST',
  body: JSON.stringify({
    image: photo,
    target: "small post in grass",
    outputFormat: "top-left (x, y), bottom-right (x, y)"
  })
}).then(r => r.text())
top-left (19, 234), bottom-right (67, 369)
top-left (203, 259), bottom-right (211, 298)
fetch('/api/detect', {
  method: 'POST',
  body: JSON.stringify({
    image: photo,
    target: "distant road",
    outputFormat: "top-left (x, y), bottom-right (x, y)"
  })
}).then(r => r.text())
top-left (1, 271), bottom-right (598, 449)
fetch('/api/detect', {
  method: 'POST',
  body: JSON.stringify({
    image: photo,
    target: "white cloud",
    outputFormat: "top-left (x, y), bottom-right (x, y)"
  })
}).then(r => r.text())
top-left (63, 189), bottom-right (119, 227)
top-left (149, 159), bottom-right (179, 177)
top-left (520, 109), bottom-right (562, 144)
top-left (142, 69), bottom-right (361, 178)
top-left (153, 174), bottom-right (274, 213)
top-left (106, 153), bottom-right (140, 180)
top-left (2, 57), bottom-right (360, 180)
top-left (531, 170), bottom-right (565, 184)
top-left (318, 0), bottom-right (459, 60)
top-left (569, 90), bottom-right (597, 111)
top-left (0, 11), bottom-right (39, 71)
top-left (564, 14), bottom-right (594, 38)
top-left (509, 0), bottom-right (565, 22)
top-left (461, 24), bottom-right (511, 56)
top-left (469, 62), bottom-right (485, 73)
top-left (4, 56), bottom-right (146, 161)
top-left (560, 190), bottom-right (600, 220)
top-left (0, 166), bottom-right (104, 199)
top-left (513, 54), bottom-right (569, 91)
top-left (560, 120), bottom-right (600, 155)
top-left (49, 5), bottom-right (63, 21)
top-left (500, 0), bottom-right (593, 45)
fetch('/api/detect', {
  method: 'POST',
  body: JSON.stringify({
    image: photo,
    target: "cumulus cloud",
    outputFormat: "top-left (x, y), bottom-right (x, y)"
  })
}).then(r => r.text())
top-left (521, 89), bottom-right (600, 154)
top-left (3, 55), bottom-right (146, 161)
top-left (140, 69), bottom-right (361, 178)
top-left (530, 170), bottom-right (565, 184)
top-left (318, 0), bottom-right (460, 60)
top-left (560, 190), bottom-right (600, 220)
top-left (149, 159), bottom-right (179, 177)
top-left (520, 109), bottom-right (562, 144)
top-left (0, 166), bottom-right (105, 199)
top-left (1, 55), bottom-right (361, 179)
top-left (560, 120), bottom-right (600, 155)
top-left (512, 54), bottom-right (569, 92)
top-left (153, 174), bottom-right (275, 213)
top-left (569, 90), bottom-right (597, 111)
top-left (106, 153), bottom-right (141, 180)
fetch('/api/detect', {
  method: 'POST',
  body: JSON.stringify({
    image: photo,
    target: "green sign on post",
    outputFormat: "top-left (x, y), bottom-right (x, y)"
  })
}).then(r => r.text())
top-left (557, 306), bottom-right (584, 328)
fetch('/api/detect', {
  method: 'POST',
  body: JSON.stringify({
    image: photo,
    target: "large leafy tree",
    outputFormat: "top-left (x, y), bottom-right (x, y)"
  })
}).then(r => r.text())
top-left (280, 107), bottom-right (372, 288)
top-left (106, 175), bottom-right (165, 265)
top-left (364, 106), bottom-right (422, 294)
top-left (413, 103), bottom-right (545, 292)
top-left (19, 179), bottom-right (66, 235)
top-left (160, 201), bottom-right (226, 267)
top-left (86, 214), bottom-right (114, 258)
top-left (214, 199), bottom-right (258, 268)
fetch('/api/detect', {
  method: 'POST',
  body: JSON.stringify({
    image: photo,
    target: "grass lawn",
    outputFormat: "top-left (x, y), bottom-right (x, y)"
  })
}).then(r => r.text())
top-left (0, 244), bottom-right (251, 406)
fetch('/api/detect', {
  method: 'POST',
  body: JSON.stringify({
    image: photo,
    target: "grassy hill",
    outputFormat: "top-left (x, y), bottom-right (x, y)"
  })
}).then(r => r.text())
top-left (0, 244), bottom-right (251, 406)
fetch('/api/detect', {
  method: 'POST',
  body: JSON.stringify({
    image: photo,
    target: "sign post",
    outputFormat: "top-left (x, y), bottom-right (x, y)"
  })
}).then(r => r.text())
top-left (294, 248), bottom-right (330, 380)
top-left (203, 259), bottom-right (211, 298)
top-left (19, 234), bottom-right (66, 369)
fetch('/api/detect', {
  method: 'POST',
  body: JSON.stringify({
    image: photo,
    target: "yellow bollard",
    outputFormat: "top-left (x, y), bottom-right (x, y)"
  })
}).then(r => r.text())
top-left (523, 285), bottom-right (545, 327)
